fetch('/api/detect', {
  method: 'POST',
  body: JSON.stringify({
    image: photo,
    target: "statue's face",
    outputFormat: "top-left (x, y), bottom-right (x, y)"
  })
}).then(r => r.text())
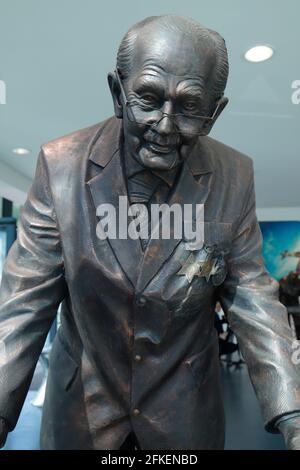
top-left (110, 28), bottom-right (224, 170)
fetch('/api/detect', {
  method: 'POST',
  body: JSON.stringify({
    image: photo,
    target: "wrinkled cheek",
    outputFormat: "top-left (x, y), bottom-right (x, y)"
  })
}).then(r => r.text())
top-left (132, 134), bottom-right (145, 150)
top-left (123, 120), bottom-right (146, 151)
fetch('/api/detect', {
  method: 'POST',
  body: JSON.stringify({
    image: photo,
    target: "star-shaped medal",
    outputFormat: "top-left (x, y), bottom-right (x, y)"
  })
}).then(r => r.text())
top-left (198, 256), bottom-right (219, 282)
top-left (176, 245), bottom-right (225, 284)
top-left (176, 253), bottom-right (202, 283)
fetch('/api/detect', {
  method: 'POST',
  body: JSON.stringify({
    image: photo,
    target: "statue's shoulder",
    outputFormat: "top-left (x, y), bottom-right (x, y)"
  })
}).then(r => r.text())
top-left (206, 136), bottom-right (252, 167)
top-left (40, 117), bottom-right (113, 162)
top-left (205, 136), bottom-right (253, 178)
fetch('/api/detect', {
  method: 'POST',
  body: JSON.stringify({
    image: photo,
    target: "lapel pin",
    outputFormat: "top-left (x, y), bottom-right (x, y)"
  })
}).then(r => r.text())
top-left (176, 244), bottom-right (227, 285)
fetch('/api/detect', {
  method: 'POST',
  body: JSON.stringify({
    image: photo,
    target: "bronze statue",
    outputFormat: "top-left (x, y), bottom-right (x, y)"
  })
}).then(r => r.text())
top-left (0, 15), bottom-right (300, 450)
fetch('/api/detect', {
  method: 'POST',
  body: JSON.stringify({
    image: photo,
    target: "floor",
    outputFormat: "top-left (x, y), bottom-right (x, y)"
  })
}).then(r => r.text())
top-left (3, 357), bottom-right (285, 450)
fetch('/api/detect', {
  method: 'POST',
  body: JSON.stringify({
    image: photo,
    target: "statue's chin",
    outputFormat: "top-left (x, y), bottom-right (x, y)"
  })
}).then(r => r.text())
top-left (138, 146), bottom-right (181, 170)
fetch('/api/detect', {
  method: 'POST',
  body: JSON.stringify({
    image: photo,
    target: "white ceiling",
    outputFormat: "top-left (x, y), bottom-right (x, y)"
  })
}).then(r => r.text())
top-left (0, 0), bottom-right (299, 208)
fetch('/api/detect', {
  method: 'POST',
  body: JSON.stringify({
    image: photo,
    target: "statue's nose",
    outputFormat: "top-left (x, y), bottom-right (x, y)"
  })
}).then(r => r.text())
top-left (155, 102), bottom-right (176, 135)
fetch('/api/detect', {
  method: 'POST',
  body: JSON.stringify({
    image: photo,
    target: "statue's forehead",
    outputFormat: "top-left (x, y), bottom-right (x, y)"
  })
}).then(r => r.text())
top-left (131, 30), bottom-right (215, 81)
top-left (132, 63), bottom-right (206, 90)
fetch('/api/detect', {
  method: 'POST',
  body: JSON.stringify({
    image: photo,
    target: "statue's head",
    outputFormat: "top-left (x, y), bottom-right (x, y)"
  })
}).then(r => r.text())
top-left (108, 15), bottom-right (229, 170)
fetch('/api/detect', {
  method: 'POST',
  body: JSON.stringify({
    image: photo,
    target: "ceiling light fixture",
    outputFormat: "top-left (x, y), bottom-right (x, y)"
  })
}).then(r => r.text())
top-left (12, 148), bottom-right (30, 155)
top-left (244, 45), bottom-right (274, 63)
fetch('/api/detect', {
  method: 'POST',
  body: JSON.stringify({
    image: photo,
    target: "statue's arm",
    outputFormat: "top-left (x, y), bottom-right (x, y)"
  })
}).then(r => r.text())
top-left (0, 148), bottom-right (66, 446)
top-left (217, 160), bottom-right (300, 444)
top-left (0, 418), bottom-right (8, 448)
top-left (277, 415), bottom-right (300, 450)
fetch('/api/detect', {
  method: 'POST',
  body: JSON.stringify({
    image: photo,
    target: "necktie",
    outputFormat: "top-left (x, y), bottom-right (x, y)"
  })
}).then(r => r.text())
top-left (128, 171), bottom-right (168, 251)
top-left (127, 170), bottom-right (161, 205)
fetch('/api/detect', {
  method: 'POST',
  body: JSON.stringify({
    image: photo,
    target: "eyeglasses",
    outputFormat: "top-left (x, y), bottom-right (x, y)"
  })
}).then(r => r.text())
top-left (115, 68), bottom-right (223, 136)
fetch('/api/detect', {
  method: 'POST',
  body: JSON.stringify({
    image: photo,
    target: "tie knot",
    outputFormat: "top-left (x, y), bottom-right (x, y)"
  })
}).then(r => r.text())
top-left (128, 171), bottom-right (162, 204)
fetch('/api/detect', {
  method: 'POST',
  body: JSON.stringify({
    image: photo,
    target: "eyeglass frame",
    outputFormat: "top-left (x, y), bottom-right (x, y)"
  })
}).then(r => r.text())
top-left (114, 67), bottom-right (224, 134)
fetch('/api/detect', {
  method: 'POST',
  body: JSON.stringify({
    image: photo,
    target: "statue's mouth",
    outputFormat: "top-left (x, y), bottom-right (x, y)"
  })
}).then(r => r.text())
top-left (147, 142), bottom-right (176, 154)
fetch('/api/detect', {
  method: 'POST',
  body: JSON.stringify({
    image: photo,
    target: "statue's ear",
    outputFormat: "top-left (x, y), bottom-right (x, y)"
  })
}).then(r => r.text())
top-left (107, 72), bottom-right (123, 119)
top-left (201, 96), bottom-right (229, 135)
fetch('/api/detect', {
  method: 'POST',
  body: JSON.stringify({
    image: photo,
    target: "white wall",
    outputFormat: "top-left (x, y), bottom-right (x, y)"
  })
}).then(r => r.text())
top-left (257, 207), bottom-right (300, 221)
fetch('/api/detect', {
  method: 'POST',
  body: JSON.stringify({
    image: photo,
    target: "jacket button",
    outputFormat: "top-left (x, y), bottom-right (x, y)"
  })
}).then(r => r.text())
top-left (136, 296), bottom-right (146, 306)
top-left (132, 408), bottom-right (140, 416)
top-left (134, 354), bottom-right (142, 362)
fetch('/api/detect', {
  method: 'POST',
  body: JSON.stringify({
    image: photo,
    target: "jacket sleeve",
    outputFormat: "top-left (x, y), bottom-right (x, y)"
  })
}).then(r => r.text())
top-left (0, 148), bottom-right (66, 430)
top-left (218, 160), bottom-right (300, 432)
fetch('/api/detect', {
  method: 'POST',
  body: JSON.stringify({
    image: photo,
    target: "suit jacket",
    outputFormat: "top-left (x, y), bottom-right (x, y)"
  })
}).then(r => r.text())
top-left (0, 116), bottom-right (299, 450)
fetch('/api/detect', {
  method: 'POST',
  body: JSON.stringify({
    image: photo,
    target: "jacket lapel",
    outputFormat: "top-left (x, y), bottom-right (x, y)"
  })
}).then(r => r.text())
top-left (86, 117), bottom-right (144, 287)
top-left (136, 138), bottom-right (214, 292)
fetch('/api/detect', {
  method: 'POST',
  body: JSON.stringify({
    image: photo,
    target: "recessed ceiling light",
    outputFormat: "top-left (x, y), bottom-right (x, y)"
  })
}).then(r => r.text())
top-left (12, 148), bottom-right (30, 155)
top-left (244, 45), bottom-right (274, 63)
